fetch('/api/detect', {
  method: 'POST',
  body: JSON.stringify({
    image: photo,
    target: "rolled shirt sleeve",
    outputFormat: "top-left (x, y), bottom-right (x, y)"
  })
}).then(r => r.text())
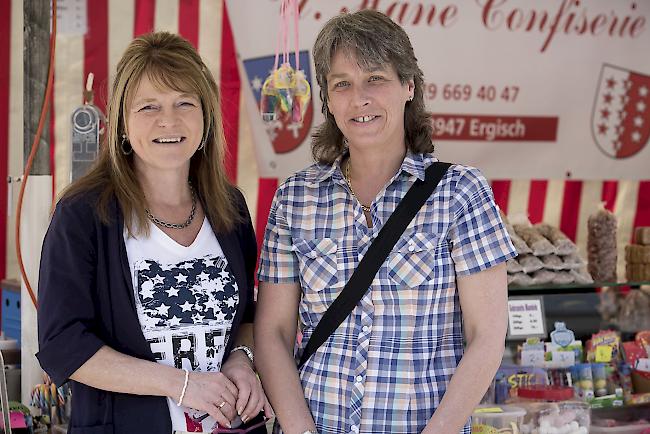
top-left (257, 185), bottom-right (301, 284)
top-left (448, 166), bottom-right (517, 276)
top-left (36, 199), bottom-right (105, 386)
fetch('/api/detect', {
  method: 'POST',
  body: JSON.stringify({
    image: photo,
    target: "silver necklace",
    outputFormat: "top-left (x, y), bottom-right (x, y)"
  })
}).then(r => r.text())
top-left (344, 159), bottom-right (372, 213)
top-left (145, 183), bottom-right (197, 229)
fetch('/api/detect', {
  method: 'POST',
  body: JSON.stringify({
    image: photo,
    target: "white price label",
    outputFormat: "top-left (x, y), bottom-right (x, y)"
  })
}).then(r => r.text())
top-left (55, 0), bottom-right (87, 35)
top-left (521, 350), bottom-right (545, 367)
top-left (549, 351), bottom-right (575, 367)
top-left (507, 298), bottom-right (546, 338)
top-left (635, 358), bottom-right (650, 372)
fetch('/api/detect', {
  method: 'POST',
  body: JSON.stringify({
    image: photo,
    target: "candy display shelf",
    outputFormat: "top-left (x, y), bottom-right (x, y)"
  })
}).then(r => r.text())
top-left (591, 399), bottom-right (650, 418)
top-left (508, 281), bottom-right (650, 296)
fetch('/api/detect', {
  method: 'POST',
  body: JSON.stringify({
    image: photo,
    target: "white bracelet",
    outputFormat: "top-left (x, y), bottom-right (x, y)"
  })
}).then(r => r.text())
top-left (230, 345), bottom-right (254, 364)
top-left (177, 368), bottom-right (189, 407)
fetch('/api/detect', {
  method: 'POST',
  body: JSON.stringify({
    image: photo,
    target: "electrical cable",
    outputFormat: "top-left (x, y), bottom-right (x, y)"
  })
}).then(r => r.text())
top-left (15, 0), bottom-right (57, 309)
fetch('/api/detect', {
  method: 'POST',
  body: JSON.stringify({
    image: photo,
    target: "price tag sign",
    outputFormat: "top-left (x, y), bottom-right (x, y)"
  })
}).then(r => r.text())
top-left (521, 349), bottom-right (545, 367)
top-left (549, 351), bottom-right (576, 367)
top-left (507, 296), bottom-right (546, 339)
top-left (474, 407), bottom-right (504, 413)
top-left (56, 0), bottom-right (87, 35)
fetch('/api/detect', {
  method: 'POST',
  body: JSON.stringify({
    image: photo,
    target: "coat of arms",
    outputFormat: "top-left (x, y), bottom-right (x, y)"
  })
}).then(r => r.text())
top-left (592, 64), bottom-right (650, 159)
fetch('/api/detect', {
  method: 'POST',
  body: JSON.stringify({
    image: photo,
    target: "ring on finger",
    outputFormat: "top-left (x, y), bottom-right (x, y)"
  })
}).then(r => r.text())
top-left (217, 401), bottom-right (226, 409)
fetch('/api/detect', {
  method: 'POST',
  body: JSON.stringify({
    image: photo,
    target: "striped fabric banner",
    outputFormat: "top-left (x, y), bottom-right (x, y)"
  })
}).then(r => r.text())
top-left (0, 0), bottom-right (11, 282)
top-left (2, 0), bottom-right (649, 282)
top-left (3, 0), bottom-right (23, 283)
top-left (491, 179), bottom-right (650, 277)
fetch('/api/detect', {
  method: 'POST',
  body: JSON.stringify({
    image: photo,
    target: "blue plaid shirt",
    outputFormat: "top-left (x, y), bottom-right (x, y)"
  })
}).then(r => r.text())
top-left (258, 151), bottom-right (516, 434)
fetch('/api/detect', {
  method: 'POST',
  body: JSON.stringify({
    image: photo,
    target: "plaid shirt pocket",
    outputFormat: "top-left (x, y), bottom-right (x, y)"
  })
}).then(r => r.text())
top-left (387, 232), bottom-right (441, 287)
top-left (293, 238), bottom-right (342, 313)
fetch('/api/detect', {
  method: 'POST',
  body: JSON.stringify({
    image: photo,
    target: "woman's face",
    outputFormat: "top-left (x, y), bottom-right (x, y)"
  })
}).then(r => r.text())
top-left (126, 74), bottom-right (204, 175)
top-left (326, 50), bottom-right (413, 152)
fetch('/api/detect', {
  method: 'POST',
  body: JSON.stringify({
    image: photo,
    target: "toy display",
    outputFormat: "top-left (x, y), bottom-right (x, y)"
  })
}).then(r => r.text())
top-left (261, 63), bottom-right (310, 124)
top-left (259, 0), bottom-right (311, 124)
top-left (478, 329), bottom-right (650, 432)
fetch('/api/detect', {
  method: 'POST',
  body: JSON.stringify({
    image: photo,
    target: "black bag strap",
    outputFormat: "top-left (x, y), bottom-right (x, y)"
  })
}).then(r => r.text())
top-left (298, 161), bottom-right (451, 368)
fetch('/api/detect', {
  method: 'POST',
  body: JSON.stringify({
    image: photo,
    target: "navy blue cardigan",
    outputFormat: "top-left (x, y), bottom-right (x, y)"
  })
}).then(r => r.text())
top-left (36, 188), bottom-right (257, 434)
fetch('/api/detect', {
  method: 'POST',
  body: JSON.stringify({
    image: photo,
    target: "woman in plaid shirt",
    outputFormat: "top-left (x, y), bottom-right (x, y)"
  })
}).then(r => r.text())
top-left (255, 10), bottom-right (516, 434)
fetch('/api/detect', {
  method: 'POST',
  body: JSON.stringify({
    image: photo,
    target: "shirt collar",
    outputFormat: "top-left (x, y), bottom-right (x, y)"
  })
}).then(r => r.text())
top-left (308, 149), bottom-right (434, 185)
top-left (308, 153), bottom-right (347, 185)
top-left (401, 150), bottom-right (427, 181)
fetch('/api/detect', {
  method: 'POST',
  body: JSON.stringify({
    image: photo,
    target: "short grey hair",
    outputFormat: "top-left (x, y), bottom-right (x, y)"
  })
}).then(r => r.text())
top-left (311, 9), bottom-right (433, 164)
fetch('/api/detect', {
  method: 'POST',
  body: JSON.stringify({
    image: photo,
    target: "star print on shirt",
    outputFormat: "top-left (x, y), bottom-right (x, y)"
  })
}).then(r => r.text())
top-left (140, 281), bottom-right (155, 299)
top-left (156, 303), bottom-right (171, 316)
top-left (134, 255), bottom-right (239, 331)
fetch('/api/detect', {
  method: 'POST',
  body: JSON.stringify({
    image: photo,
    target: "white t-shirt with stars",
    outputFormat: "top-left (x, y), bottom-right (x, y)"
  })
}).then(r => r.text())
top-left (124, 217), bottom-right (239, 432)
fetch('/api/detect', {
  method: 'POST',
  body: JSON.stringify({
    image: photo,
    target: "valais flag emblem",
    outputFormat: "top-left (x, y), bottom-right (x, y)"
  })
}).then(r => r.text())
top-left (243, 51), bottom-right (314, 154)
top-left (592, 64), bottom-right (650, 159)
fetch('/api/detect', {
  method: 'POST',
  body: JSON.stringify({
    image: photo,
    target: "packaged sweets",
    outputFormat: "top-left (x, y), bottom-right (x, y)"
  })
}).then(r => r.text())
top-left (507, 223), bottom-right (533, 255)
top-left (471, 405), bottom-right (526, 434)
top-left (587, 330), bottom-right (621, 363)
top-left (592, 363), bottom-right (608, 397)
top-left (531, 269), bottom-right (556, 285)
top-left (559, 253), bottom-right (585, 270)
top-left (636, 331), bottom-right (650, 355)
top-left (514, 224), bottom-right (557, 256)
top-left (551, 271), bottom-right (574, 285)
top-left (507, 258), bottom-right (524, 274)
top-left (617, 291), bottom-right (650, 332)
top-left (626, 263), bottom-right (650, 281)
top-left (535, 223), bottom-right (577, 255)
top-left (625, 245), bottom-right (650, 263)
top-left (572, 363), bottom-right (595, 400)
top-left (494, 365), bottom-right (548, 404)
top-left (515, 386), bottom-right (590, 434)
top-left (540, 255), bottom-right (564, 271)
top-left (634, 226), bottom-right (650, 245)
top-left (587, 206), bottom-right (618, 282)
top-left (570, 268), bottom-right (594, 284)
top-left (519, 254), bottom-right (545, 273)
top-left (509, 273), bottom-right (535, 287)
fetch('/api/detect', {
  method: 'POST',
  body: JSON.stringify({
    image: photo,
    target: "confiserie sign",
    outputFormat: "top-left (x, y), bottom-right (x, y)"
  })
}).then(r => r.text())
top-left (227, 0), bottom-right (650, 179)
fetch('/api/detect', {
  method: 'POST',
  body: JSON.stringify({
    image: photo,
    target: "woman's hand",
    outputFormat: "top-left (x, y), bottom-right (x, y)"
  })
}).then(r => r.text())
top-left (221, 351), bottom-right (274, 424)
top-left (179, 370), bottom-right (239, 427)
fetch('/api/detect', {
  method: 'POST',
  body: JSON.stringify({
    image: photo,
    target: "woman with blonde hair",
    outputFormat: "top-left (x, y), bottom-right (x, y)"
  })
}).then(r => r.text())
top-left (37, 32), bottom-right (270, 433)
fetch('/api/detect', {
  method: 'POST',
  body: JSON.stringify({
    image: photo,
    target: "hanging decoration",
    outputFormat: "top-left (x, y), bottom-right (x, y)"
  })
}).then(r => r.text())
top-left (260, 0), bottom-right (310, 124)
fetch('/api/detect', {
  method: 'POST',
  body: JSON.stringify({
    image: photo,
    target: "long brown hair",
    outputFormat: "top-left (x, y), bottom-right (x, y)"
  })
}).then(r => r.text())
top-left (311, 9), bottom-right (434, 164)
top-left (62, 31), bottom-right (238, 235)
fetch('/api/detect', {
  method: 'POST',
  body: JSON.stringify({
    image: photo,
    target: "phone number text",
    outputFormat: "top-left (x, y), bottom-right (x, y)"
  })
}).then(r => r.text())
top-left (423, 83), bottom-right (520, 103)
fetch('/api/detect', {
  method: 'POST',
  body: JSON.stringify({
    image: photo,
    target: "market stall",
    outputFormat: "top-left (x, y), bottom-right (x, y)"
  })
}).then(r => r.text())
top-left (1, 0), bottom-right (650, 432)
